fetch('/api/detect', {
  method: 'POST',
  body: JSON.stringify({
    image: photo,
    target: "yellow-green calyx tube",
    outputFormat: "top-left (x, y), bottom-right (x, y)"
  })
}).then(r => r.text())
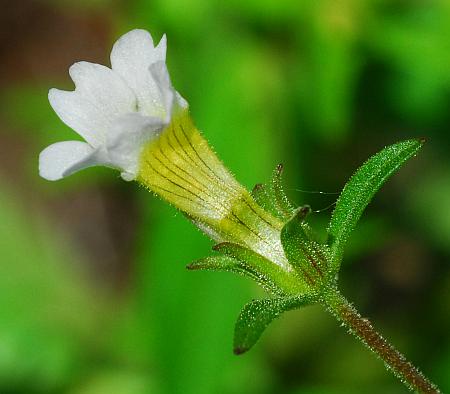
top-left (137, 110), bottom-right (293, 273)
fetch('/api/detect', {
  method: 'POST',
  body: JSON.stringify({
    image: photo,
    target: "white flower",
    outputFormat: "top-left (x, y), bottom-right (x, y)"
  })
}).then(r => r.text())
top-left (39, 29), bottom-right (187, 181)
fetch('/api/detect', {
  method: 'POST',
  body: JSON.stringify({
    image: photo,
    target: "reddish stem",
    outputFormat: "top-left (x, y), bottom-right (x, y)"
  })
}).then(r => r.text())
top-left (323, 289), bottom-right (440, 393)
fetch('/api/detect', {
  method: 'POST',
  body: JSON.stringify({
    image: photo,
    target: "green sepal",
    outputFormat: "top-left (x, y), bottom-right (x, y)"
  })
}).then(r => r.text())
top-left (187, 255), bottom-right (285, 296)
top-left (249, 182), bottom-right (264, 202)
top-left (272, 164), bottom-right (296, 217)
top-left (327, 138), bottom-right (425, 274)
top-left (280, 207), bottom-right (330, 286)
top-left (214, 242), bottom-right (309, 295)
top-left (251, 164), bottom-right (296, 221)
top-left (233, 294), bottom-right (317, 355)
top-left (251, 183), bottom-right (286, 220)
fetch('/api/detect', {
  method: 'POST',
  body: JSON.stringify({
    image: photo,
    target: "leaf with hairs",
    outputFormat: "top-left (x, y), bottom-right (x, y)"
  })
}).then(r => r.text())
top-left (327, 138), bottom-right (425, 273)
top-left (234, 294), bottom-right (317, 354)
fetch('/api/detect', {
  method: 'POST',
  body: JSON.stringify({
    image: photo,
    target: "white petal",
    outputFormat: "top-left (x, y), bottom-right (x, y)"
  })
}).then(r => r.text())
top-left (106, 113), bottom-right (166, 180)
top-left (63, 148), bottom-right (112, 178)
top-left (39, 141), bottom-right (96, 181)
top-left (155, 34), bottom-right (167, 61)
top-left (175, 92), bottom-right (189, 109)
top-left (110, 29), bottom-right (167, 117)
top-left (49, 62), bottom-right (137, 147)
top-left (149, 61), bottom-right (175, 122)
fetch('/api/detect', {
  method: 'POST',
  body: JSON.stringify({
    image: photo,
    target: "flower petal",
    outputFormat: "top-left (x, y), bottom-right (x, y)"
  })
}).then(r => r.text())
top-left (39, 141), bottom-right (96, 181)
top-left (175, 92), bottom-right (189, 109)
top-left (49, 61), bottom-right (137, 147)
top-left (110, 29), bottom-right (167, 117)
top-left (155, 33), bottom-right (167, 61)
top-left (106, 113), bottom-right (165, 180)
top-left (149, 61), bottom-right (175, 122)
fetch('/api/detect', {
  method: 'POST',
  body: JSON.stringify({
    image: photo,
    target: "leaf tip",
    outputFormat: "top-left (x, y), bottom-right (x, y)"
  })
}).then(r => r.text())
top-left (186, 260), bottom-right (208, 270)
top-left (233, 346), bottom-right (248, 355)
top-left (212, 243), bottom-right (225, 252)
top-left (252, 183), bottom-right (264, 193)
top-left (295, 205), bottom-right (311, 220)
top-left (212, 242), bottom-right (234, 252)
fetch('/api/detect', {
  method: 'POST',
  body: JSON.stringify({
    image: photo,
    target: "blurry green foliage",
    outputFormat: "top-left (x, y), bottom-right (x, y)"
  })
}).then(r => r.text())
top-left (0, 183), bottom-right (106, 392)
top-left (409, 168), bottom-right (450, 252)
top-left (368, 1), bottom-right (450, 121)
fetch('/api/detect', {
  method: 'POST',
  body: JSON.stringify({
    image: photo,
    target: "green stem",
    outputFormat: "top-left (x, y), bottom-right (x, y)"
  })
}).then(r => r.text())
top-left (323, 288), bottom-right (440, 393)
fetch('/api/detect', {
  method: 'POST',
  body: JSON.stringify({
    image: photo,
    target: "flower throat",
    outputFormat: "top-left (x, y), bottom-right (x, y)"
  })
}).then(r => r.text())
top-left (137, 110), bottom-right (292, 272)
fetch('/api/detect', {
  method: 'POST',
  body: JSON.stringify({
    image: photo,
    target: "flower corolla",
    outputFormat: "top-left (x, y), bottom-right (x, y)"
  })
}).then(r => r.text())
top-left (39, 29), bottom-right (186, 181)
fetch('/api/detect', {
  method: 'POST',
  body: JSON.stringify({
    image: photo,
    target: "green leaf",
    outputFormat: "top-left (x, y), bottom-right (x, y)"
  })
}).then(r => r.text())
top-left (0, 179), bottom-right (106, 390)
top-left (233, 294), bottom-right (316, 355)
top-left (327, 138), bottom-right (425, 272)
top-left (187, 255), bottom-right (284, 295)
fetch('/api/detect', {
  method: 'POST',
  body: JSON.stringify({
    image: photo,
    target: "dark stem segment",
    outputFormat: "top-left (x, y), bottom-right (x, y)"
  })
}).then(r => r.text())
top-left (323, 289), bottom-right (440, 393)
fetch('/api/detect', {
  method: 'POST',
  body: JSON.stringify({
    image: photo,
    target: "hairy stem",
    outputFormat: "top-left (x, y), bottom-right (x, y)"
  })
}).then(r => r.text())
top-left (323, 288), bottom-right (440, 393)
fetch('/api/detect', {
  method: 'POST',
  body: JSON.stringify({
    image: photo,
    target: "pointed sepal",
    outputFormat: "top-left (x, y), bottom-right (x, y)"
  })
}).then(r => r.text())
top-left (251, 164), bottom-right (296, 221)
top-left (272, 164), bottom-right (296, 217)
top-left (280, 207), bottom-right (331, 286)
top-left (234, 294), bottom-right (317, 355)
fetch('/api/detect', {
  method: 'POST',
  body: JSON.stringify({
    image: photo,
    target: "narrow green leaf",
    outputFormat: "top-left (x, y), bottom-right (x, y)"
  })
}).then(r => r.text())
top-left (187, 255), bottom-right (241, 272)
top-left (187, 255), bottom-right (260, 282)
top-left (327, 138), bottom-right (425, 272)
top-left (233, 294), bottom-right (316, 355)
top-left (187, 255), bottom-right (284, 296)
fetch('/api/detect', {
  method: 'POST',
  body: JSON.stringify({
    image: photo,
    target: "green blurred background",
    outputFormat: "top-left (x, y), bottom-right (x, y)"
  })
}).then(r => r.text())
top-left (0, 0), bottom-right (449, 393)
